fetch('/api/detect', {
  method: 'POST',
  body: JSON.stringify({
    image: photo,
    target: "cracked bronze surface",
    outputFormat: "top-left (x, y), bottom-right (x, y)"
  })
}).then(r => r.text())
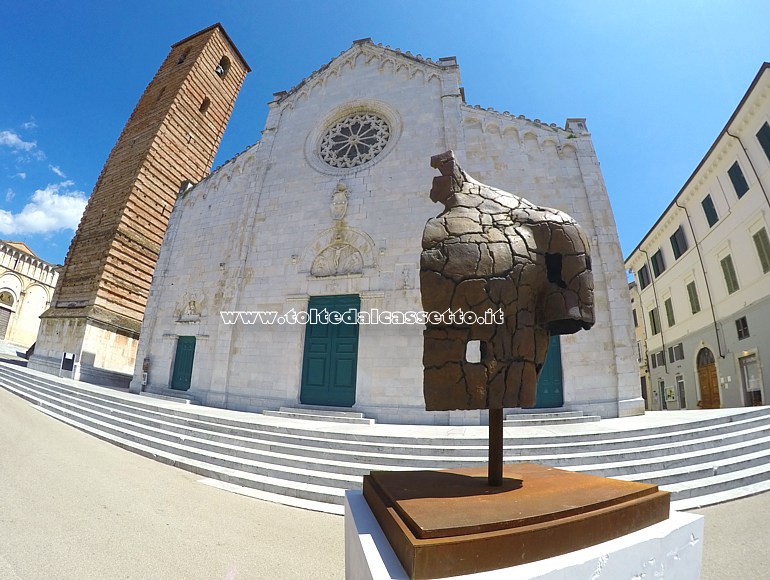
top-left (420, 151), bottom-right (595, 411)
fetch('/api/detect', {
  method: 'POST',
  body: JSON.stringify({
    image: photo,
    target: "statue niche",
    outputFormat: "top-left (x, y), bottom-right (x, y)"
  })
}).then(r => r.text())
top-left (420, 150), bottom-right (595, 411)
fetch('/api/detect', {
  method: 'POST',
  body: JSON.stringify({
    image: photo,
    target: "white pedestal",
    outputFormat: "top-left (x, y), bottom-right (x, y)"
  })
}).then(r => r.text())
top-left (345, 490), bottom-right (704, 579)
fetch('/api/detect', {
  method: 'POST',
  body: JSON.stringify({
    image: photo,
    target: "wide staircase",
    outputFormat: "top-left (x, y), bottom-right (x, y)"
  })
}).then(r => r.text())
top-left (2, 362), bottom-right (770, 515)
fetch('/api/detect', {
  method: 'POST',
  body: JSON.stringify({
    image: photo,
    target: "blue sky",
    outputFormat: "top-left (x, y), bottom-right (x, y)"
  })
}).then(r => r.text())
top-left (2, 1), bottom-right (769, 265)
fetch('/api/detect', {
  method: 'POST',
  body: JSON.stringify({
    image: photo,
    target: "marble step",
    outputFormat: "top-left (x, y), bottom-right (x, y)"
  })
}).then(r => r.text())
top-left (661, 461), bottom-right (770, 500)
top-left (140, 390), bottom-right (200, 405)
top-left (573, 436), bottom-right (770, 479)
top-left (21, 375), bottom-right (770, 481)
top-left (5, 374), bottom-right (770, 486)
top-left (8, 372), bottom-right (770, 466)
top-left (13, 375), bottom-right (768, 508)
top-left (636, 449), bottom-right (770, 487)
top-left (5, 363), bottom-right (770, 510)
top-left (504, 414), bottom-right (601, 426)
top-left (0, 380), bottom-right (466, 476)
top-left (6, 382), bottom-right (362, 497)
top-left (5, 368), bottom-right (770, 469)
top-left (670, 479), bottom-right (770, 511)
top-left (5, 363), bottom-right (770, 448)
top-left (34, 404), bottom-right (347, 513)
top-left (505, 410), bottom-right (585, 419)
top-left (262, 408), bottom-right (374, 424)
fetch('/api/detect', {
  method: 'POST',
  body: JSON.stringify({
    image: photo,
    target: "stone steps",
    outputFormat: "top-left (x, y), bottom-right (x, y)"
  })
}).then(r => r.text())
top-left (504, 409), bottom-right (601, 426)
top-left (140, 390), bottom-right (200, 405)
top-left (8, 372), bottom-right (770, 480)
top-left (262, 407), bottom-right (375, 425)
top-left (3, 362), bottom-right (770, 514)
top-left (10, 370), bottom-right (770, 464)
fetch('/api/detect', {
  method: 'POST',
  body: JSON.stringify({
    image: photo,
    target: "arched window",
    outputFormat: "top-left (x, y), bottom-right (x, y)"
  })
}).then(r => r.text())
top-left (199, 97), bottom-right (211, 114)
top-left (215, 56), bottom-right (231, 78)
top-left (696, 347), bottom-right (715, 368)
top-left (177, 48), bottom-right (190, 65)
top-left (0, 290), bottom-right (14, 308)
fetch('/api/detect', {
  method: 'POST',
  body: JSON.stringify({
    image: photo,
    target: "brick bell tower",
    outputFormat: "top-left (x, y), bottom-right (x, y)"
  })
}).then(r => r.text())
top-left (30, 24), bottom-right (249, 386)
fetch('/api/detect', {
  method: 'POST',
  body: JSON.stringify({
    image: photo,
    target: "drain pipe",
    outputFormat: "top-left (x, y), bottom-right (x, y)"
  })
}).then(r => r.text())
top-left (673, 199), bottom-right (726, 358)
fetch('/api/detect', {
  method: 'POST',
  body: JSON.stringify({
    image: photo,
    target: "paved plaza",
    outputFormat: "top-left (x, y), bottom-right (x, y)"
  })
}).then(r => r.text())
top-left (1, 338), bottom-right (769, 579)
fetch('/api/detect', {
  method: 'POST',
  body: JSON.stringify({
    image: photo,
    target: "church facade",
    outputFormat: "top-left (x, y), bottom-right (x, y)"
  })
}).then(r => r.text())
top-left (129, 39), bottom-right (641, 424)
top-left (0, 241), bottom-right (59, 347)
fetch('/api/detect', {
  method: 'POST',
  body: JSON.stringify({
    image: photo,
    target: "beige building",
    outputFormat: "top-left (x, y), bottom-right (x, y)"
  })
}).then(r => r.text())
top-left (629, 281), bottom-right (653, 409)
top-left (626, 62), bottom-right (770, 410)
top-left (130, 39), bottom-right (641, 424)
top-left (0, 241), bottom-right (59, 347)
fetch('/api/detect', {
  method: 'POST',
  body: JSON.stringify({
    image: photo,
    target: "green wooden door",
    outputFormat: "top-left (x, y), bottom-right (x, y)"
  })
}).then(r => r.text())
top-left (533, 335), bottom-right (564, 408)
top-left (171, 336), bottom-right (196, 391)
top-left (300, 295), bottom-right (360, 407)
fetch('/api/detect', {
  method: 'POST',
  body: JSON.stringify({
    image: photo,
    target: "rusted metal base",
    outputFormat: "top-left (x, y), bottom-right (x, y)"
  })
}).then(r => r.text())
top-left (363, 464), bottom-right (670, 579)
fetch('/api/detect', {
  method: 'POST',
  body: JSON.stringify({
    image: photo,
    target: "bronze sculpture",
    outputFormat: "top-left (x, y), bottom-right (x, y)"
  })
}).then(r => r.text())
top-left (420, 150), bottom-right (595, 483)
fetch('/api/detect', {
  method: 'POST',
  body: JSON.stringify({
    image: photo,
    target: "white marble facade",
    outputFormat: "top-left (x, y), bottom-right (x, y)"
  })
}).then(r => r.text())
top-left (130, 40), bottom-right (642, 424)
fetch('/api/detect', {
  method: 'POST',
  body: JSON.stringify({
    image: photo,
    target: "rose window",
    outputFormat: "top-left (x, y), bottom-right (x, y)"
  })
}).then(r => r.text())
top-left (319, 113), bottom-right (390, 168)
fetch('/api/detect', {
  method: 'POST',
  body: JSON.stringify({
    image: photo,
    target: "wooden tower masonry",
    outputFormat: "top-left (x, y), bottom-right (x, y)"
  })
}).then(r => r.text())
top-left (30, 24), bottom-right (249, 386)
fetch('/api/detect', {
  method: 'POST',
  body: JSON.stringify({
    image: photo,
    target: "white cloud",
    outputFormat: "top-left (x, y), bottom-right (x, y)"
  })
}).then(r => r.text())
top-left (5, 189), bottom-right (14, 202)
top-left (0, 181), bottom-right (87, 235)
top-left (0, 130), bottom-right (37, 152)
top-left (49, 164), bottom-right (66, 178)
top-left (22, 120), bottom-right (37, 130)
top-left (13, 172), bottom-right (26, 180)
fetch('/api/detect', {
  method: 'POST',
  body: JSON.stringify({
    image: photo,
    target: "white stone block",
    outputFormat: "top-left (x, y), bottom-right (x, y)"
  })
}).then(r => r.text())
top-left (345, 491), bottom-right (703, 580)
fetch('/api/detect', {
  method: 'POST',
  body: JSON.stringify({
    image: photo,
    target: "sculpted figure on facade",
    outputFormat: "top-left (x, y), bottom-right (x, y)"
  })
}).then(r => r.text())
top-left (420, 151), bottom-right (595, 411)
top-left (311, 242), bottom-right (364, 277)
top-left (330, 181), bottom-right (349, 221)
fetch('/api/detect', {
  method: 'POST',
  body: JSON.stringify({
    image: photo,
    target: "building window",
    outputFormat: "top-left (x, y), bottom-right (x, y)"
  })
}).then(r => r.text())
top-left (702, 195), bottom-right (719, 227)
top-left (649, 308), bottom-right (661, 335)
top-left (670, 226), bottom-right (688, 259)
top-left (736, 316), bottom-right (750, 340)
top-left (320, 113), bottom-right (391, 169)
top-left (199, 97), bottom-right (210, 114)
top-left (650, 351), bottom-right (666, 369)
top-left (720, 255), bottom-right (740, 294)
top-left (757, 122), bottom-right (770, 163)
top-left (636, 341), bottom-right (643, 363)
top-left (215, 56), bottom-right (231, 78)
top-left (668, 343), bottom-right (684, 362)
top-left (638, 265), bottom-right (651, 289)
top-left (686, 281), bottom-right (701, 314)
top-left (632, 309), bottom-right (639, 327)
top-left (728, 161), bottom-right (750, 199)
top-left (177, 48), bottom-right (190, 65)
top-left (753, 228), bottom-right (770, 274)
top-left (664, 298), bottom-right (675, 327)
top-left (0, 290), bottom-right (14, 307)
top-left (651, 249), bottom-right (666, 277)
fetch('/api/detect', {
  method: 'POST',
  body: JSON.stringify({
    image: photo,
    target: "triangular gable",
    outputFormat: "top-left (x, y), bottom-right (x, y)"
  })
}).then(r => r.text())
top-left (272, 38), bottom-right (456, 109)
top-left (2, 240), bottom-right (38, 258)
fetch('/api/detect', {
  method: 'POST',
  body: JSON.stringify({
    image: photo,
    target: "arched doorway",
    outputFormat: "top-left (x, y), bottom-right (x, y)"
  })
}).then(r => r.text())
top-left (696, 347), bottom-right (720, 409)
top-left (0, 290), bottom-right (15, 340)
